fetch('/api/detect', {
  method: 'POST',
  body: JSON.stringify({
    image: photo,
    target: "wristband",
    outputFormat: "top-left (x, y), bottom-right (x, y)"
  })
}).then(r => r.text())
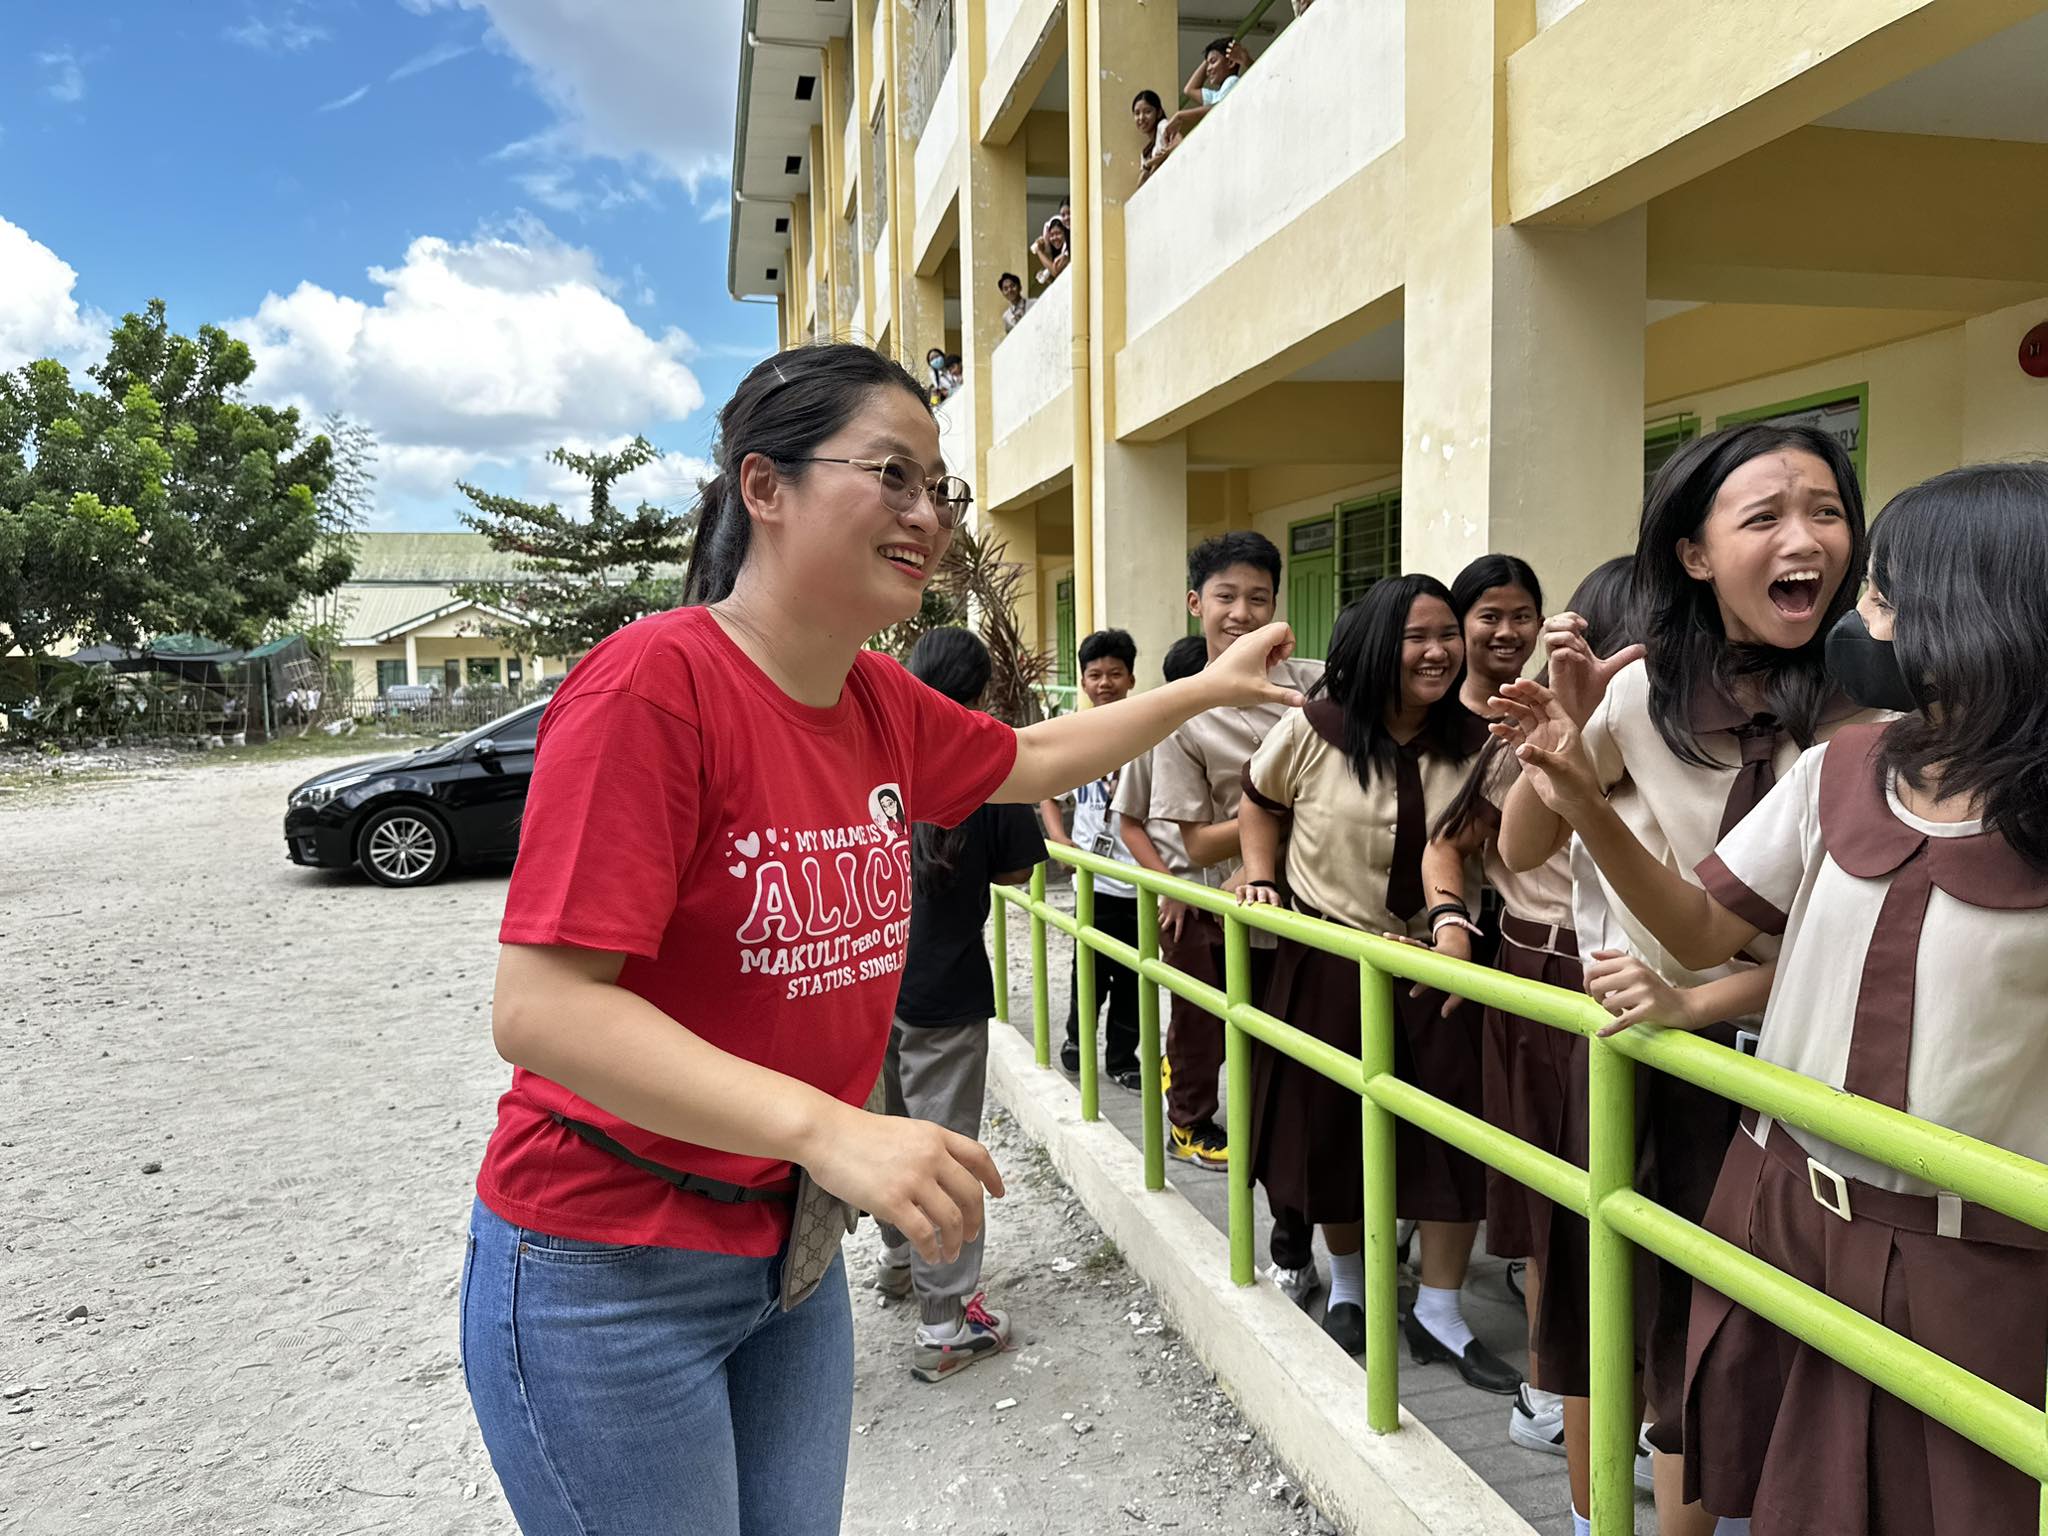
top-left (1423, 901), bottom-right (1471, 927)
top-left (1431, 912), bottom-right (1484, 940)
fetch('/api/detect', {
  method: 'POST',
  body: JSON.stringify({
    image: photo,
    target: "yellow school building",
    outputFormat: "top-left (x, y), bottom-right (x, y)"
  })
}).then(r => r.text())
top-left (728, 0), bottom-right (2048, 687)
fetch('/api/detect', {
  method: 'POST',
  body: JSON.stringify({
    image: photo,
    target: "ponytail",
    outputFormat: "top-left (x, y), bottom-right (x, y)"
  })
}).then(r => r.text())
top-left (682, 473), bottom-right (749, 605)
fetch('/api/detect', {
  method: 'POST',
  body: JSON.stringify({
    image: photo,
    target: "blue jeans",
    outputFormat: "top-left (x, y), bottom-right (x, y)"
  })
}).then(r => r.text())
top-left (460, 1197), bottom-right (853, 1535)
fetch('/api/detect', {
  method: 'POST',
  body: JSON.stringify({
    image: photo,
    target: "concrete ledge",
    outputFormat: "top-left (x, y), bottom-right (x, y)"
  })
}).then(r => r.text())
top-left (986, 1024), bottom-right (1536, 1536)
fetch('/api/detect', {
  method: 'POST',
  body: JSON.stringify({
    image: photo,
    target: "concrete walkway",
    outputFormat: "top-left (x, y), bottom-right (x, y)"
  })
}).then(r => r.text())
top-left (1000, 883), bottom-right (1662, 1536)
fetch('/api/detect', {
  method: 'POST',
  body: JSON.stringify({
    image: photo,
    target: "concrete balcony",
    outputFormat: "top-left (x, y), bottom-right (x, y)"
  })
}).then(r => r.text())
top-left (932, 372), bottom-right (977, 493)
top-left (985, 271), bottom-right (1074, 509)
top-left (1116, 0), bottom-right (1406, 439)
top-left (912, 54), bottom-right (962, 269)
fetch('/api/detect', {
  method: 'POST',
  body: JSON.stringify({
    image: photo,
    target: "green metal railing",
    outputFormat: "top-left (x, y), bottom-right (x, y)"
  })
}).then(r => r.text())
top-left (990, 844), bottom-right (2048, 1535)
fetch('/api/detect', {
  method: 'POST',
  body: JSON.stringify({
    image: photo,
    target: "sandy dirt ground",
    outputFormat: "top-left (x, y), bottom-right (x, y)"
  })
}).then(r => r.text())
top-left (0, 757), bottom-right (1329, 1536)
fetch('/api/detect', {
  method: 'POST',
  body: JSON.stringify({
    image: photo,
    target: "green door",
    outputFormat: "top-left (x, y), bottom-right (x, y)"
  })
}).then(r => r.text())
top-left (1054, 574), bottom-right (1076, 688)
top-left (1287, 516), bottom-right (1337, 659)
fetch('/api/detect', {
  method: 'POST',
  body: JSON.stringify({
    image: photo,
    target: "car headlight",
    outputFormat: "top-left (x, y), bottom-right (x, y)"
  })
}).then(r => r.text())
top-left (291, 775), bottom-right (367, 809)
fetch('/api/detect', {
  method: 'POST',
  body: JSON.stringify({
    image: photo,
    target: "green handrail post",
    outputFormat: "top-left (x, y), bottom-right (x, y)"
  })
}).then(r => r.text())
top-left (1077, 867), bottom-right (1099, 1122)
top-left (1137, 887), bottom-right (1166, 1191)
top-left (991, 884), bottom-right (1010, 1025)
top-left (1030, 862), bottom-right (1050, 1067)
top-left (1586, 1034), bottom-right (1638, 1534)
top-left (1359, 958), bottom-right (1401, 1435)
top-left (1225, 912), bottom-right (1255, 1286)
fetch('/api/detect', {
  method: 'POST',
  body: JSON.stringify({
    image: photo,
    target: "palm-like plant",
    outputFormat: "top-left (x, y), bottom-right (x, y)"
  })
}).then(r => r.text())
top-left (874, 525), bottom-right (1052, 726)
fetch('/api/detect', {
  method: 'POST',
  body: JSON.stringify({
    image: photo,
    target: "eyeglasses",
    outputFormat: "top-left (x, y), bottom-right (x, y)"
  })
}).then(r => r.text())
top-left (787, 455), bottom-right (974, 529)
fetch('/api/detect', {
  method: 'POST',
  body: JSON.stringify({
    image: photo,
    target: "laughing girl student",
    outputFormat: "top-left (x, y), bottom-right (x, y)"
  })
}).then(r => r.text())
top-left (1495, 460), bottom-right (2048, 1536)
top-left (1238, 576), bottom-right (1518, 1393)
top-left (1496, 422), bottom-right (1885, 1536)
top-left (1424, 555), bottom-right (1641, 1500)
top-left (460, 342), bottom-right (1304, 1536)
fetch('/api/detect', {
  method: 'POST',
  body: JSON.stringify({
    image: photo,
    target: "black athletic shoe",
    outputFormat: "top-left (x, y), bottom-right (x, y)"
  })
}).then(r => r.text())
top-left (1110, 1068), bottom-right (1143, 1091)
top-left (1059, 1040), bottom-right (1080, 1073)
top-left (1402, 1308), bottom-right (1523, 1395)
top-left (1322, 1302), bottom-right (1365, 1356)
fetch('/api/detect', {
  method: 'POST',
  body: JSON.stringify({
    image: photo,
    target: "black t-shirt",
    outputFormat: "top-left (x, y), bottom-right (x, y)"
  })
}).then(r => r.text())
top-left (894, 801), bottom-right (1045, 1026)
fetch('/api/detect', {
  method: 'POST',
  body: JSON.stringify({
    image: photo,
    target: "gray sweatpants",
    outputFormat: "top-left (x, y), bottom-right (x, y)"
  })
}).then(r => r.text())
top-left (875, 1016), bottom-right (990, 1326)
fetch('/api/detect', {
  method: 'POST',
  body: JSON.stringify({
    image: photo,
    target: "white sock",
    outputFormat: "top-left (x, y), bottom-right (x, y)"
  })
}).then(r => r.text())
top-left (1714, 1522), bottom-right (1751, 1536)
top-left (1522, 1384), bottom-right (1562, 1414)
top-left (1327, 1249), bottom-right (1364, 1310)
top-left (881, 1240), bottom-right (912, 1267)
top-left (1414, 1283), bottom-right (1476, 1355)
top-left (1571, 1511), bottom-right (1592, 1536)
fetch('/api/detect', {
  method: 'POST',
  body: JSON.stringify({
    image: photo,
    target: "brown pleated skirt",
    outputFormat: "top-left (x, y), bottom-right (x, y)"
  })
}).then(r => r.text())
top-left (1249, 930), bottom-right (1486, 1226)
top-left (1683, 1122), bottom-right (2048, 1534)
top-left (1480, 930), bottom-right (1586, 1391)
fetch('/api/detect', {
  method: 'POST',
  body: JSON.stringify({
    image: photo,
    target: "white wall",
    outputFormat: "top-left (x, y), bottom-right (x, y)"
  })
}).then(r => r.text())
top-left (1536, 0), bottom-right (1591, 29)
top-left (934, 374), bottom-right (977, 486)
top-left (991, 273), bottom-right (1072, 441)
top-left (874, 220), bottom-right (894, 334)
top-left (1962, 297), bottom-right (2048, 464)
top-left (913, 55), bottom-right (961, 221)
top-left (1123, 0), bottom-right (1404, 342)
top-left (984, 0), bottom-right (1025, 65)
top-left (843, 94), bottom-right (859, 208)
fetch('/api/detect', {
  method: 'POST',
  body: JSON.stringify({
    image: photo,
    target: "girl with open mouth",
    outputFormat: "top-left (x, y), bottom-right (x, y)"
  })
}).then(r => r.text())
top-left (1494, 422), bottom-right (1885, 1536)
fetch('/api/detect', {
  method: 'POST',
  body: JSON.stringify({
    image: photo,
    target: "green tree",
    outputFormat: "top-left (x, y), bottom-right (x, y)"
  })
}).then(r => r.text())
top-left (0, 299), bottom-right (353, 657)
top-left (453, 437), bottom-right (694, 660)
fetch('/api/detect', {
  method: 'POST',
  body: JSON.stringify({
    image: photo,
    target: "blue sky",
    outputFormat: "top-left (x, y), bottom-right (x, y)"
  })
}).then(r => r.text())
top-left (1, 0), bottom-right (774, 528)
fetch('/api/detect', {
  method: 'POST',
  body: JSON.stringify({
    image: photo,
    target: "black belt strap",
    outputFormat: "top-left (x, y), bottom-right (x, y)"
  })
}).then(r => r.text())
top-left (549, 1113), bottom-right (796, 1205)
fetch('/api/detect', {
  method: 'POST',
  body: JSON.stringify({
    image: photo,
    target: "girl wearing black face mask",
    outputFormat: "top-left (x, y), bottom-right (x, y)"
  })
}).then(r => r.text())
top-left (1490, 460), bottom-right (2048, 1536)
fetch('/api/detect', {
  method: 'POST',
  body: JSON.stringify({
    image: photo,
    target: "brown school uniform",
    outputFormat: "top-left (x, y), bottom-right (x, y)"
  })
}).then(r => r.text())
top-left (1577, 657), bottom-right (1886, 1445)
top-left (1680, 725), bottom-right (2048, 1535)
top-left (1241, 699), bottom-right (1487, 1224)
top-left (1126, 657), bottom-right (1325, 1132)
top-left (1465, 748), bottom-right (1589, 1389)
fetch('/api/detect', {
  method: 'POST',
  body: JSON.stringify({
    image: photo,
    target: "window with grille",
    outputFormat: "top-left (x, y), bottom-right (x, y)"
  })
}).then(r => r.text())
top-left (376, 659), bottom-right (408, 695)
top-left (1336, 492), bottom-right (1401, 605)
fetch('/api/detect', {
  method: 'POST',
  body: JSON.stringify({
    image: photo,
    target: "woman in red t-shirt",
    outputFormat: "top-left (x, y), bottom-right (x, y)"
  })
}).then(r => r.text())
top-left (461, 342), bottom-right (1303, 1536)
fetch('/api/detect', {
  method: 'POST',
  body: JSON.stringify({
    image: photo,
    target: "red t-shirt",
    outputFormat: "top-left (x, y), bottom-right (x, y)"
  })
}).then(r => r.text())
top-left (475, 606), bottom-right (1019, 1256)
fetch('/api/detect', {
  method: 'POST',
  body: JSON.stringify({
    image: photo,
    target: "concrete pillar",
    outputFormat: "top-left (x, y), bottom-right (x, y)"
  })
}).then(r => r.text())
top-left (850, 0), bottom-right (879, 344)
top-left (957, 0), bottom-right (1027, 523)
top-left (885, 0), bottom-right (944, 366)
top-left (1399, 0), bottom-right (1646, 605)
top-left (404, 632), bottom-right (420, 686)
top-left (790, 192), bottom-right (814, 341)
top-left (1079, 0), bottom-right (1184, 679)
top-left (820, 38), bottom-right (850, 339)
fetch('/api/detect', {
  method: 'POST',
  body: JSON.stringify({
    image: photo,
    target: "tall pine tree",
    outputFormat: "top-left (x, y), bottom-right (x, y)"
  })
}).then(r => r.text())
top-left (453, 437), bottom-right (693, 661)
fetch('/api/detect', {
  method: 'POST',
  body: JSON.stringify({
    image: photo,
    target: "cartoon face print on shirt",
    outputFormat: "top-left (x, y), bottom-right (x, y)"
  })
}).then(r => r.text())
top-left (868, 782), bottom-right (908, 840)
top-left (724, 801), bottom-right (914, 1001)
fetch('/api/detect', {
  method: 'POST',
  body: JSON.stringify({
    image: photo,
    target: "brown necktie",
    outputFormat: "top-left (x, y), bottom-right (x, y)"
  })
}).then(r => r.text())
top-left (1387, 741), bottom-right (1425, 921)
top-left (1840, 842), bottom-right (1932, 1110)
top-left (1718, 715), bottom-right (1782, 838)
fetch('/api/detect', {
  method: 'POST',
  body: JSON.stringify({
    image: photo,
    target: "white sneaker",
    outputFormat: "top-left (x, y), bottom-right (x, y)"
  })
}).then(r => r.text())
top-left (1509, 1383), bottom-right (1567, 1456)
top-left (1635, 1426), bottom-right (1656, 1492)
top-left (1265, 1261), bottom-right (1322, 1309)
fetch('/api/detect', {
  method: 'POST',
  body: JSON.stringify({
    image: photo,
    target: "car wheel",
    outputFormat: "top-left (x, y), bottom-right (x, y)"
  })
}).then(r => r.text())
top-left (357, 804), bottom-right (454, 888)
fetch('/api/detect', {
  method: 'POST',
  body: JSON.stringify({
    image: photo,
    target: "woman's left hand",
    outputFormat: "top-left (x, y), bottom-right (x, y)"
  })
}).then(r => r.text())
top-left (1387, 928), bottom-right (1472, 1019)
top-left (1488, 679), bottom-right (1603, 825)
top-left (1585, 950), bottom-right (1696, 1037)
top-left (1238, 881), bottom-right (1284, 907)
top-left (1205, 622), bottom-right (1304, 711)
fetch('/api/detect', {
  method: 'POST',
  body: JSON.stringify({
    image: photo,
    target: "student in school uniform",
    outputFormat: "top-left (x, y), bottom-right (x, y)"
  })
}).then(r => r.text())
top-left (1117, 635), bottom-right (1212, 1088)
top-left (1041, 630), bottom-right (1145, 1085)
top-left (1238, 575), bottom-right (1517, 1392)
top-left (1496, 422), bottom-right (1886, 1536)
top-left (876, 629), bottom-right (1050, 1381)
top-left (1494, 460), bottom-right (2048, 1536)
top-left (1116, 532), bottom-right (1325, 1302)
top-left (1426, 557), bottom-right (1644, 1490)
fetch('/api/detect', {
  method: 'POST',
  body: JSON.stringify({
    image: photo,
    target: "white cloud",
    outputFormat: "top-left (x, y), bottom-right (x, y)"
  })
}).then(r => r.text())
top-left (0, 216), bottom-right (111, 373)
top-left (417, 0), bottom-right (740, 208)
top-left (37, 49), bottom-right (85, 103)
top-left (320, 84), bottom-right (371, 112)
top-left (390, 40), bottom-right (475, 82)
top-left (225, 7), bottom-right (330, 52)
top-left (227, 218), bottom-right (705, 516)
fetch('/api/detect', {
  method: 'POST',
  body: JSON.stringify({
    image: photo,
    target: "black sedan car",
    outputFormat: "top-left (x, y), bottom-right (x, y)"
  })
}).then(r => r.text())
top-left (284, 701), bottom-right (543, 887)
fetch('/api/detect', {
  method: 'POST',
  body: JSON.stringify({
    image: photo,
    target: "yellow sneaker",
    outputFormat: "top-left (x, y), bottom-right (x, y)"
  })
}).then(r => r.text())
top-left (1168, 1120), bottom-right (1228, 1172)
top-left (1160, 1055), bottom-right (1172, 1097)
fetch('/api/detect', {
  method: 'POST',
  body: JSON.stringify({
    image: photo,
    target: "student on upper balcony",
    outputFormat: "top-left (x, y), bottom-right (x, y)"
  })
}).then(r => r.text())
top-left (1161, 37), bottom-right (1252, 149)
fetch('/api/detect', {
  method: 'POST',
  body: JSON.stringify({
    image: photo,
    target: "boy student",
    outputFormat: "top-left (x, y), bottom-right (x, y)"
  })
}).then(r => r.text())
top-left (1041, 630), bottom-right (1145, 1085)
top-left (1116, 534), bottom-right (1325, 1301)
